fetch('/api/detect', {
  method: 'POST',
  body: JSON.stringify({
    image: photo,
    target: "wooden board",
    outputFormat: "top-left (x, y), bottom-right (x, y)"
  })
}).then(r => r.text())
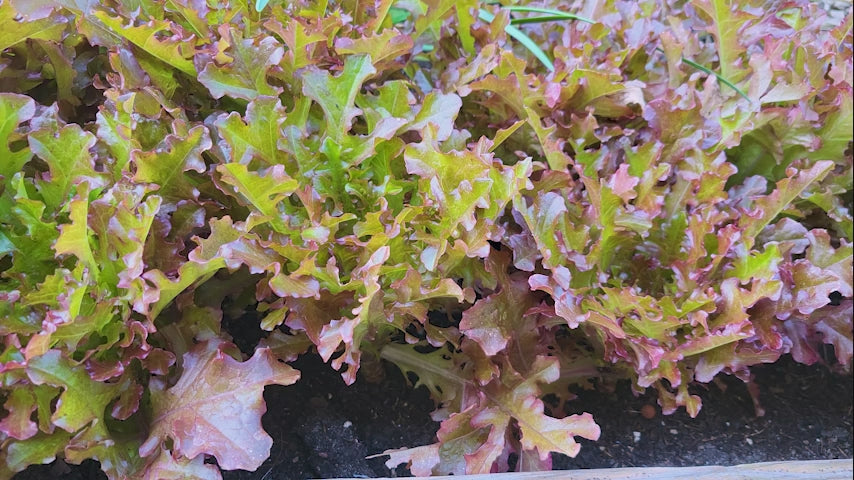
top-left (330, 459), bottom-right (853, 480)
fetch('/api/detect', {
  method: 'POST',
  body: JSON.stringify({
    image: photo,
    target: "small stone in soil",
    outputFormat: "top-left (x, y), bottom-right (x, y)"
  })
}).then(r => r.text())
top-left (746, 438), bottom-right (754, 446)
top-left (669, 429), bottom-right (678, 435)
top-left (640, 404), bottom-right (656, 419)
top-left (633, 431), bottom-right (641, 443)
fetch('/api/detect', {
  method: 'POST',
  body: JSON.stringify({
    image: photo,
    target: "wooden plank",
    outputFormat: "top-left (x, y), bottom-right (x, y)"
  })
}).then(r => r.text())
top-left (330, 459), bottom-right (853, 480)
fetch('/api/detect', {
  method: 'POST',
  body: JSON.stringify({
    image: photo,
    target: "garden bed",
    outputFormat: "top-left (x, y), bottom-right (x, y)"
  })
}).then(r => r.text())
top-left (14, 353), bottom-right (853, 479)
top-left (1, 1), bottom-right (852, 479)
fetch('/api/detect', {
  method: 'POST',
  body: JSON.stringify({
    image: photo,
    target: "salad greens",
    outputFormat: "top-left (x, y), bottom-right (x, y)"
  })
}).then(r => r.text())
top-left (0, 0), bottom-right (851, 477)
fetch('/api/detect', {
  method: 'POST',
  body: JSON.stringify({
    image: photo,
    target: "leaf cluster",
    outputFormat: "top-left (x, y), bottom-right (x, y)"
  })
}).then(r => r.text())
top-left (0, 0), bottom-right (851, 477)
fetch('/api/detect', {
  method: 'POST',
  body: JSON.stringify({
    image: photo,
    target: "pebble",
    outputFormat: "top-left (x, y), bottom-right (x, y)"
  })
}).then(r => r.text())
top-left (633, 431), bottom-right (642, 443)
top-left (746, 438), bottom-right (754, 446)
top-left (640, 404), bottom-right (656, 419)
top-left (669, 429), bottom-right (678, 435)
top-left (343, 421), bottom-right (353, 428)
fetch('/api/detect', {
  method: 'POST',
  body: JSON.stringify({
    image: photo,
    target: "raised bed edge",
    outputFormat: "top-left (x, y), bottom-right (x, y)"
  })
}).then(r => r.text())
top-left (327, 458), bottom-right (853, 480)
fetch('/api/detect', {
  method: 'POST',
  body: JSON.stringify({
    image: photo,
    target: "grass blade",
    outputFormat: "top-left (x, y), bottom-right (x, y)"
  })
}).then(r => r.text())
top-left (502, 6), bottom-right (596, 24)
top-left (510, 15), bottom-right (587, 26)
top-left (478, 9), bottom-right (555, 72)
top-left (655, 48), bottom-right (751, 102)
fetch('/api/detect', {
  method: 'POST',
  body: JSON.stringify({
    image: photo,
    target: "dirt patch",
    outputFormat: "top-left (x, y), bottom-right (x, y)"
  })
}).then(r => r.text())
top-left (14, 352), bottom-right (852, 479)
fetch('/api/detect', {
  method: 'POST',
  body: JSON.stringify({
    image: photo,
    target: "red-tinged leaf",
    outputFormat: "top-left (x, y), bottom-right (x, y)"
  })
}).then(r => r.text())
top-left (408, 91), bottom-right (463, 142)
top-left (132, 124), bottom-right (211, 202)
top-left (139, 340), bottom-right (300, 471)
top-left (442, 407), bottom-right (497, 475)
top-left (334, 28), bottom-right (413, 69)
top-left (783, 318), bottom-right (822, 365)
top-left (137, 448), bottom-right (222, 480)
top-left (141, 216), bottom-right (240, 319)
top-left (740, 161), bottom-right (834, 243)
top-left (258, 330), bottom-right (313, 360)
top-left (460, 251), bottom-right (538, 356)
top-left (268, 273), bottom-right (320, 299)
top-left (198, 27), bottom-right (284, 101)
top-left (487, 357), bottom-right (600, 460)
top-left (404, 128), bottom-right (495, 242)
top-left (0, 387), bottom-right (38, 440)
top-left (777, 259), bottom-right (844, 317)
top-left (284, 293), bottom-right (353, 348)
top-left (319, 247), bottom-right (390, 384)
top-left (524, 107), bottom-right (570, 172)
top-left (264, 16), bottom-right (326, 75)
top-left (805, 230), bottom-right (853, 297)
top-left (812, 301), bottom-right (854, 366)
top-left (381, 444), bottom-right (440, 477)
top-left (110, 382), bottom-right (143, 421)
top-left (694, 343), bottom-right (780, 383)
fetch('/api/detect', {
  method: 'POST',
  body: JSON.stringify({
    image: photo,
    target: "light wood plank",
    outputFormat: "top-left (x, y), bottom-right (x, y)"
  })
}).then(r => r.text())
top-left (329, 458), bottom-right (853, 480)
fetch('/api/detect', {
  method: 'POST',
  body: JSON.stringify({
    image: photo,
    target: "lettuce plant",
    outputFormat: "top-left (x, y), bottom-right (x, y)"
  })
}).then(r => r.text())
top-left (0, 0), bottom-right (851, 478)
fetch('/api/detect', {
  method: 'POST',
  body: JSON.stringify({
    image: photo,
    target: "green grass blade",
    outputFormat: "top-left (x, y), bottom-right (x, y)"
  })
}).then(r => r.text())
top-left (655, 48), bottom-right (751, 102)
top-left (510, 15), bottom-right (584, 26)
top-left (478, 9), bottom-right (555, 72)
top-left (502, 6), bottom-right (596, 24)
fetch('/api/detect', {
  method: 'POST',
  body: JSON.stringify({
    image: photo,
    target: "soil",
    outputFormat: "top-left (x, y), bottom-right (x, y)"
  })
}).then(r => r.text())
top-left (13, 349), bottom-right (853, 480)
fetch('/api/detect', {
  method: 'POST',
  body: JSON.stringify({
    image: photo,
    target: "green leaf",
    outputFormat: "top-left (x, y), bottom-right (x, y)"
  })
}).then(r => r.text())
top-left (54, 183), bottom-right (98, 276)
top-left (726, 244), bottom-right (781, 282)
top-left (214, 96), bottom-right (289, 165)
top-left (26, 350), bottom-right (120, 432)
top-left (799, 90), bottom-right (853, 164)
top-left (198, 29), bottom-right (284, 101)
top-left (95, 100), bottom-right (137, 179)
top-left (216, 163), bottom-right (298, 233)
top-left (301, 55), bottom-right (376, 142)
top-left (404, 128), bottom-right (494, 242)
top-left (0, 431), bottom-right (72, 477)
top-left (0, 93), bottom-right (35, 183)
top-left (389, 7), bottom-right (409, 24)
top-left (93, 12), bottom-right (197, 76)
top-left (691, 0), bottom-right (754, 85)
top-left (132, 125), bottom-right (211, 201)
top-left (0, 3), bottom-right (68, 51)
top-left (29, 124), bottom-right (101, 210)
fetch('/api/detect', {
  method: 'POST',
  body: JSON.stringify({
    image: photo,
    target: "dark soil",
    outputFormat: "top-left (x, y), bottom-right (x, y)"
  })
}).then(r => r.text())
top-left (14, 353), bottom-right (853, 479)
